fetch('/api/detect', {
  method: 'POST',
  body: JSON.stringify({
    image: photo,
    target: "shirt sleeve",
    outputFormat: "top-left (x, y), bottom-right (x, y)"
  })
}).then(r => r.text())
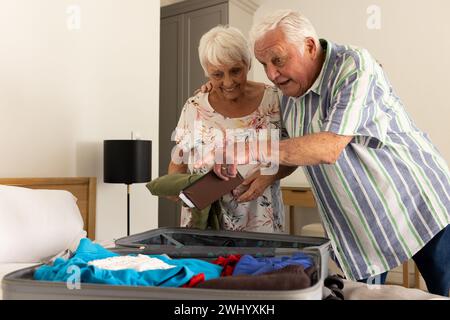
top-left (322, 51), bottom-right (390, 149)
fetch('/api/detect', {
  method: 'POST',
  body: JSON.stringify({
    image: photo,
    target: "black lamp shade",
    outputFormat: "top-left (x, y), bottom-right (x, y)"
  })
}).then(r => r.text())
top-left (104, 140), bottom-right (152, 184)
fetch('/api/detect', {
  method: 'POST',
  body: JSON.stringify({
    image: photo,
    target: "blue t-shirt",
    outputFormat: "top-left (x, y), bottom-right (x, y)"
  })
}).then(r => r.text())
top-left (34, 238), bottom-right (222, 287)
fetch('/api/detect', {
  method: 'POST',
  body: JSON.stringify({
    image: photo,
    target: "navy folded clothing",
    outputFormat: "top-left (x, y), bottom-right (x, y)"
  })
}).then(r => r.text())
top-left (232, 252), bottom-right (313, 276)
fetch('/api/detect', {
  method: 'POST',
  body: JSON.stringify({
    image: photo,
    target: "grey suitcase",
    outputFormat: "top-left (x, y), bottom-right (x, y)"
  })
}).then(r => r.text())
top-left (2, 227), bottom-right (331, 300)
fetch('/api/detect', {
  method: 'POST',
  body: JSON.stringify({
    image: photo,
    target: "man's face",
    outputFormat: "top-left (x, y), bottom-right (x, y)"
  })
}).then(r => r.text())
top-left (254, 28), bottom-right (319, 97)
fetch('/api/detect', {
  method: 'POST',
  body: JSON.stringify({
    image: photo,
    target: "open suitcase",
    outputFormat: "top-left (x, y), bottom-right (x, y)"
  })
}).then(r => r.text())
top-left (2, 227), bottom-right (331, 300)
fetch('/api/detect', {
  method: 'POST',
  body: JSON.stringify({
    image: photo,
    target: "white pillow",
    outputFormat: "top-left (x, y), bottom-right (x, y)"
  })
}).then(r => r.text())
top-left (0, 185), bottom-right (86, 263)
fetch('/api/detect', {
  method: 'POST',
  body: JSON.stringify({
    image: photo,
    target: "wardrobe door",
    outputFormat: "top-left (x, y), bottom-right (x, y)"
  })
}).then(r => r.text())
top-left (159, 14), bottom-right (184, 227)
top-left (159, 1), bottom-right (228, 228)
top-left (182, 3), bottom-right (228, 101)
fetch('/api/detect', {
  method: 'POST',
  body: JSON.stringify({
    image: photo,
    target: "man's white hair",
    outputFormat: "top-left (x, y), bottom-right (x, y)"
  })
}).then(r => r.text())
top-left (198, 25), bottom-right (252, 76)
top-left (249, 9), bottom-right (319, 55)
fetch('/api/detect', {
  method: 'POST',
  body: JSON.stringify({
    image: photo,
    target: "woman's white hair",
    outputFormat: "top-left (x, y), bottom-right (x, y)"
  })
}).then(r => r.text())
top-left (249, 9), bottom-right (319, 55)
top-left (198, 25), bottom-right (252, 76)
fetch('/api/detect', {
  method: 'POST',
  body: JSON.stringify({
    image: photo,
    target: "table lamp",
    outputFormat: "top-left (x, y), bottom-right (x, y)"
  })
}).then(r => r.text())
top-left (103, 139), bottom-right (152, 236)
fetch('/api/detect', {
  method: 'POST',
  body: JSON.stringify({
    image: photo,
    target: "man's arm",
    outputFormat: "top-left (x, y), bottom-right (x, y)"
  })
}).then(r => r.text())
top-left (279, 132), bottom-right (354, 166)
top-left (213, 132), bottom-right (352, 180)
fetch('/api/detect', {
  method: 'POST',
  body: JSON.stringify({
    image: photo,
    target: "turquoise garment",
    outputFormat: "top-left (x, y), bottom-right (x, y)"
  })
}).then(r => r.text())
top-left (34, 238), bottom-right (222, 287)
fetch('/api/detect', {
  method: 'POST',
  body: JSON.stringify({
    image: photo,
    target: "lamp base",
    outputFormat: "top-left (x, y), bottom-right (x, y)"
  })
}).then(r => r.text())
top-left (127, 184), bottom-right (130, 236)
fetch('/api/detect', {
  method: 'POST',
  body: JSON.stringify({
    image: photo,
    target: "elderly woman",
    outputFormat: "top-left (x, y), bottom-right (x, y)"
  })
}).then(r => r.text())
top-left (168, 25), bottom-right (295, 233)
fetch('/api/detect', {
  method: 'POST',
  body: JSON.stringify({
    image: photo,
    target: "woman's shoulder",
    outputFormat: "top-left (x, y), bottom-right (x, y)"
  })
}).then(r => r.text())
top-left (180, 92), bottom-right (211, 115)
top-left (248, 81), bottom-right (278, 97)
top-left (254, 83), bottom-right (280, 107)
top-left (184, 92), bottom-right (207, 107)
top-left (248, 81), bottom-right (276, 90)
top-left (263, 84), bottom-right (280, 99)
top-left (249, 83), bottom-right (280, 119)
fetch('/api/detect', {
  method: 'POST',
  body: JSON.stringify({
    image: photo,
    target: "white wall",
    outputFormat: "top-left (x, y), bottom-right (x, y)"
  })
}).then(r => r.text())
top-left (254, 0), bottom-right (450, 186)
top-left (160, 0), bottom-right (186, 6)
top-left (0, 0), bottom-right (160, 241)
top-left (228, 1), bottom-right (261, 81)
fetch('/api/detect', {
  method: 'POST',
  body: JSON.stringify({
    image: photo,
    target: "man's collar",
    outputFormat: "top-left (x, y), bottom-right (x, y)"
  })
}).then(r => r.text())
top-left (309, 39), bottom-right (332, 96)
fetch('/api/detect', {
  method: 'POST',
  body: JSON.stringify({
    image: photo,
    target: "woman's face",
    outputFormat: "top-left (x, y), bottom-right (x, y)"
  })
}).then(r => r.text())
top-left (206, 61), bottom-right (249, 100)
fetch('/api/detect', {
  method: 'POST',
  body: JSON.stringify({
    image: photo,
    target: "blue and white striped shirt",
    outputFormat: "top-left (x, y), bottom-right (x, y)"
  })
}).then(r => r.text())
top-left (281, 39), bottom-right (450, 280)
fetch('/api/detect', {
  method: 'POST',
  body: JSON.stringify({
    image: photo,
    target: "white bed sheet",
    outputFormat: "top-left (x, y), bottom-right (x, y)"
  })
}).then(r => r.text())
top-left (0, 263), bottom-right (39, 300)
top-left (342, 280), bottom-right (449, 300)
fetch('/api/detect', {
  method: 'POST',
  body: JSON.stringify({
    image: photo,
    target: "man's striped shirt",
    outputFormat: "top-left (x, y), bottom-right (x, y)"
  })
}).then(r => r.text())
top-left (280, 39), bottom-right (450, 280)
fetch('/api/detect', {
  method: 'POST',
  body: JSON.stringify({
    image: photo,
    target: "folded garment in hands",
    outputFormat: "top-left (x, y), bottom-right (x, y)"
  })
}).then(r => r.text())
top-left (146, 173), bottom-right (222, 230)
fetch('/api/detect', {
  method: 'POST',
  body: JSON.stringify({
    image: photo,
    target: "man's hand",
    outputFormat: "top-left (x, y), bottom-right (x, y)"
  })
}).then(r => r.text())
top-left (234, 170), bottom-right (276, 203)
top-left (194, 81), bottom-right (213, 95)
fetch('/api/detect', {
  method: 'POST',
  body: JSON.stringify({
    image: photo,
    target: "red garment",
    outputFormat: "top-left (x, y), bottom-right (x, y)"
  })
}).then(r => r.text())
top-left (182, 273), bottom-right (205, 288)
top-left (212, 255), bottom-right (241, 277)
top-left (183, 255), bottom-right (242, 287)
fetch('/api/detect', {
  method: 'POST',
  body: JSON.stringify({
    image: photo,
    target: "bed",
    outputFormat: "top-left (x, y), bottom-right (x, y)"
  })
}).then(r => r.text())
top-left (1, 178), bottom-right (447, 300)
top-left (0, 177), bottom-right (96, 299)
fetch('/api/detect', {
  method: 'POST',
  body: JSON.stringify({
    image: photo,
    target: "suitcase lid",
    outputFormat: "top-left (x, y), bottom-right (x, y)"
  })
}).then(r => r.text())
top-left (114, 227), bottom-right (330, 258)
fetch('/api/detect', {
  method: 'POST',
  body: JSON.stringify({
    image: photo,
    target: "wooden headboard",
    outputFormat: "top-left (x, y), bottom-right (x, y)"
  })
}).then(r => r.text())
top-left (0, 177), bottom-right (96, 240)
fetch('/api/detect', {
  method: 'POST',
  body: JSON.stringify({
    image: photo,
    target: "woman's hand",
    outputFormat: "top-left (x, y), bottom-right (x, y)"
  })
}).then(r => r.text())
top-left (233, 170), bottom-right (276, 203)
top-left (212, 141), bottom-right (250, 180)
top-left (213, 163), bottom-right (238, 181)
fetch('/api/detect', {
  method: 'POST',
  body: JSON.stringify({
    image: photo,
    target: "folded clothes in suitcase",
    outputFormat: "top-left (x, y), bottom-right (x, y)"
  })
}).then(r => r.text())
top-left (2, 227), bottom-right (331, 300)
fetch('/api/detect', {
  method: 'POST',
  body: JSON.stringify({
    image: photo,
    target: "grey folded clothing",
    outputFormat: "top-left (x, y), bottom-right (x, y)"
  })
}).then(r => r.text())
top-left (195, 265), bottom-right (317, 290)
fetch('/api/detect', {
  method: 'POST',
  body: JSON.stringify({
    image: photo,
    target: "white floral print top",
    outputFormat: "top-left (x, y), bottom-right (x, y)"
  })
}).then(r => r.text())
top-left (173, 85), bottom-right (285, 233)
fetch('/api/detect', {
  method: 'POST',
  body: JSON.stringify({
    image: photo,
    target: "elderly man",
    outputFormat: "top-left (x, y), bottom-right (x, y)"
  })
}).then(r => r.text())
top-left (214, 9), bottom-right (450, 296)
